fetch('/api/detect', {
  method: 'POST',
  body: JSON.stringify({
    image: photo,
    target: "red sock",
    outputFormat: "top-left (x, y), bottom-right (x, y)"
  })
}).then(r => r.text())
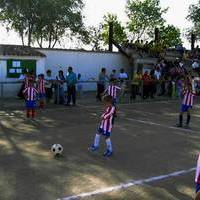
top-left (26, 109), bottom-right (31, 118)
top-left (32, 109), bottom-right (36, 118)
top-left (39, 100), bottom-right (45, 109)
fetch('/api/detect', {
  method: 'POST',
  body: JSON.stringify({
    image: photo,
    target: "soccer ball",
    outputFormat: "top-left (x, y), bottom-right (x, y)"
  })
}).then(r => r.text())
top-left (51, 144), bottom-right (63, 156)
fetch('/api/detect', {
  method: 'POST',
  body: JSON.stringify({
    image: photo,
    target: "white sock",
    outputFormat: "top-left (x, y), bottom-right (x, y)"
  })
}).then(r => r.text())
top-left (106, 138), bottom-right (112, 152)
top-left (94, 134), bottom-right (100, 147)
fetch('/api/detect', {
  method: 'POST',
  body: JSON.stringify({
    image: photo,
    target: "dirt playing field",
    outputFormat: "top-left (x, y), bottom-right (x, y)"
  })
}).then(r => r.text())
top-left (0, 98), bottom-right (200, 200)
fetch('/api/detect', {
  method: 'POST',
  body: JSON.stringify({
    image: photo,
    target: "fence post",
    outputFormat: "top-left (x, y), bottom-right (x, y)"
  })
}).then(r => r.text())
top-left (141, 80), bottom-right (143, 100)
top-left (0, 83), bottom-right (3, 98)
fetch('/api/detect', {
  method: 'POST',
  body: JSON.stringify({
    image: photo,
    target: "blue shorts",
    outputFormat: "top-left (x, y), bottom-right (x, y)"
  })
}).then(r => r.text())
top-left (26, 100), bottom-right (36, 108)
top-left (98, 127), bottom-right (111, 137)
top-left (181, 104), bottom-right (192, 112)
top-left (39, 93), bottom-right (45, 98)
top-left (196, 183), bottom-right (200, 193)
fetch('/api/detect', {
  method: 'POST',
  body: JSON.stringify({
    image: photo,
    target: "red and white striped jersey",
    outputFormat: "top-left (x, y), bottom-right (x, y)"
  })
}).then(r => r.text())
top-left (23, 87), bottom-right (38, 101)
top-left (37, 79), bottom-right (46, 94)
top-left (182, 90), bottom-right (195, 106)
top-left (195, 154), bottom-right (200, 183)
top-left (105, 85), bottom-right (121, 99)
top-left (24, 75), bottom-right (35, 88)
top-left (100, 106), bottom-right (115, 133)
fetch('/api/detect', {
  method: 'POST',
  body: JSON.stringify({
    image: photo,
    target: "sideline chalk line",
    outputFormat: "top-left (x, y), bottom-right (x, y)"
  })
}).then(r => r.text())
top-left (126, 117), bottom-right (199, 134)
top-left (58, 167), bottom-right (195, 200)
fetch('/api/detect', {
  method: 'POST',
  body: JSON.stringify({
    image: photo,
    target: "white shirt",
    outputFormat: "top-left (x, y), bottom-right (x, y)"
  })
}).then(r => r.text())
top-left (18, 74), bottom-right (25, 80)
top-left (119, 72), bottom-right (128, 80)
top-left (192, 61), bottom-right (199, 69)
top-left (154, 70), bottom-right (161, 80)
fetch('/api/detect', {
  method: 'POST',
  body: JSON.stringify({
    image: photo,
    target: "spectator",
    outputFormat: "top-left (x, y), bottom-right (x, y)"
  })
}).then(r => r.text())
top-left (142, 71), bottom-right (151, 99)
top-left (118, 68), bottom-right (128, 83)
top-left (77, 73), bottom-right (83, 98)
top-left (17, 68), bottom-right (27, 99)
top-left (131, 70), bottom-right (142, 99)
top-left (110, 69), bottom-right (118, 80)
top-left (66, 66), bottom-right (77, 106)
top-left (45, 70), bottom-right (54, 103)
top-left (55, 70), bottom-right (65, 104)
top-left (96, 68), bottom-right (108, 102)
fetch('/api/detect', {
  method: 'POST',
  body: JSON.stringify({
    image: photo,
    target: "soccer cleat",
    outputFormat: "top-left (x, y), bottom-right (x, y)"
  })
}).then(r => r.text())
top-left (88, 145), bottom-right (99, 152)
top-left (176, 123), bottom-right (182, 128)
top-left (103, 150), bottom-right (113, 157)
top-left (184, 124), bottom-right (191, 129)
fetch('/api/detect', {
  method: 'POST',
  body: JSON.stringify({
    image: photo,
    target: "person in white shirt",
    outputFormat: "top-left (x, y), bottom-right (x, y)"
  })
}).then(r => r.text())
top-left (118, 68), bottom-right (128, 82)
top-left (192, 60), bottom-right (200, 69)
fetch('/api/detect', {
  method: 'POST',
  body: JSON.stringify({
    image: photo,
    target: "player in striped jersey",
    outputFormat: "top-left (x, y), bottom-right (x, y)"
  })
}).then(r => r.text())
top-left (176, 83), bottom-right (195, 128)
top-left (89, 95), bottom-right (115, 157)
top-left (103, 79), bottom-right (121, 125)
top-left (37, 74), bottom-right (46, 109)
top-left (195, 154), bottom-right (200, 200)
top-left (23, 80), bottom-right (38, 118)
top-left (103, 78), bottom-right (121, 105)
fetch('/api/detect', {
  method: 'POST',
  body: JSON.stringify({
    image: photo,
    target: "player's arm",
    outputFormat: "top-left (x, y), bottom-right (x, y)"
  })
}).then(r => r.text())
top-left (23, 88), bottom-right (28, 94)
top-left (115, 86), bottom-right (121, 90)
top-left (103, 107), bottom-right (115, 119)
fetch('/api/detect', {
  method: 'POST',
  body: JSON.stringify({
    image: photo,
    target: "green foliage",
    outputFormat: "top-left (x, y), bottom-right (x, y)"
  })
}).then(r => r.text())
top-left (159, 25), bottom-right (182, 48)
top-left (87, 26), bottom-right (104, 51)
top-left (0, 0), bottom-right (86, 47)
top-left (126, 0), bottom-right (168, 40)
top-left (101, 14), bottom-right (127, 45)
top-left (187, 0), bottom-right (200, 41)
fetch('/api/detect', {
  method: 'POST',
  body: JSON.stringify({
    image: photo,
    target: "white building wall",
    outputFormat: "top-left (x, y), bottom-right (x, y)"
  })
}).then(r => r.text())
top-left (0, 49), bottom-right (129, 96)
top-left (38, 49), bottom-right (129, 90)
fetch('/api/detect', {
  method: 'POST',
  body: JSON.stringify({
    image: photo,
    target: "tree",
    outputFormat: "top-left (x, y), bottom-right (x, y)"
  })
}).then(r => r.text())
top-left (187, 0), bottom-right (200, 41)
top-left (101, 14), bottom-right (127, 45)
top-left (0, 0), bottom-right (86, 47)
top-left (126, 0), bottom-right (168, 40)
top-left (159, 25), bottom-right (182, 48)
top-left (88, 26), bottom-right (104, 51)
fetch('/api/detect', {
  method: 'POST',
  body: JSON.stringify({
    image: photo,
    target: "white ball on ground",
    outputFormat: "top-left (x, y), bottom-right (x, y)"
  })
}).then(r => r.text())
top-left (51, 144), bottom-right (63, 156)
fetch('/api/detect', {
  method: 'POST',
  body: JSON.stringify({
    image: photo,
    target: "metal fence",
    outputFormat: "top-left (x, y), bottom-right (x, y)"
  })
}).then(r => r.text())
top-left (0, 80), bottom-right (182, 102)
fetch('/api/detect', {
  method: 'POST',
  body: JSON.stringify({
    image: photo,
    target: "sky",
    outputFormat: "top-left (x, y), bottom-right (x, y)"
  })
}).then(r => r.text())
top-left (0, 0), bottom-right (198, 49)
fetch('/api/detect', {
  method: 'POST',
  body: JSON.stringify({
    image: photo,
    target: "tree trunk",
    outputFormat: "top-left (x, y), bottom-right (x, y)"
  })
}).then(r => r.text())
top-left (27, 23), bottom-right (33, 46)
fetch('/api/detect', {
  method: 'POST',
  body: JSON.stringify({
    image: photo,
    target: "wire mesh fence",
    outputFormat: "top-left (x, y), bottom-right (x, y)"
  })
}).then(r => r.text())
top-left (0, 80), bottom-right (182, 103)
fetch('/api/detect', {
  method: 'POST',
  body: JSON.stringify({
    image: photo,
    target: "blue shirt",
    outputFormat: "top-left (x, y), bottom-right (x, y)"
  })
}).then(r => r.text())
top-left (66, 72), bottom-right (77, 86)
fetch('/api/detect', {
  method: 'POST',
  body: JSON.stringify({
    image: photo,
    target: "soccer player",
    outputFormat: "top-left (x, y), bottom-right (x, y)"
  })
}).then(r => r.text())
top-left (103, 78), bottom-right (121, 105)
top-left (89, 95), bottom-right (115, 157)
top-left (176, 82), bottom-right (195, 129)
top-left (195, 154), bottom-right (200, 200)
top-left (37, 74), bottom-right (46, 109)
top-left (23, 80), bottom-right (38, 118)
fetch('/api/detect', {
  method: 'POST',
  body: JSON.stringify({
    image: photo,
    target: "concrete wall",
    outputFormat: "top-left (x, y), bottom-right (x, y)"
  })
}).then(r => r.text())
top-left (0, 49), bottom-right (130, 96)
top-left (38, 49), bottom-right (130, 91)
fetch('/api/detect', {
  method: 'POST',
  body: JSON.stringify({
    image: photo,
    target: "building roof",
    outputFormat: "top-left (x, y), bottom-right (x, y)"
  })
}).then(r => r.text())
top-left (0, 44), bottom-right (46, 57)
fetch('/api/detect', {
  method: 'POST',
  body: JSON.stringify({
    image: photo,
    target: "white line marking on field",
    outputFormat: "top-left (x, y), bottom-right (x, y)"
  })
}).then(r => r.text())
top-left (58, 167), bottom-right (195, 200)
top-left (126, 118), bottom-right (198, 134)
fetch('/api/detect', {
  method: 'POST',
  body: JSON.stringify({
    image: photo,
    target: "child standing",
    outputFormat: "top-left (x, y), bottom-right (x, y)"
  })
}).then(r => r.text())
top-left (195, 154), bottom-right (200, 200)
top-left (23, 80), bottom-right (38, 118)
top-left (89, 95), bottom-right (115, 157)
top-left (176, 82), bottom-right (195, 128)
top-left (37, 74), bottom-right (46, 109)
top-left (104, 78), bottom-right (121, 106)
